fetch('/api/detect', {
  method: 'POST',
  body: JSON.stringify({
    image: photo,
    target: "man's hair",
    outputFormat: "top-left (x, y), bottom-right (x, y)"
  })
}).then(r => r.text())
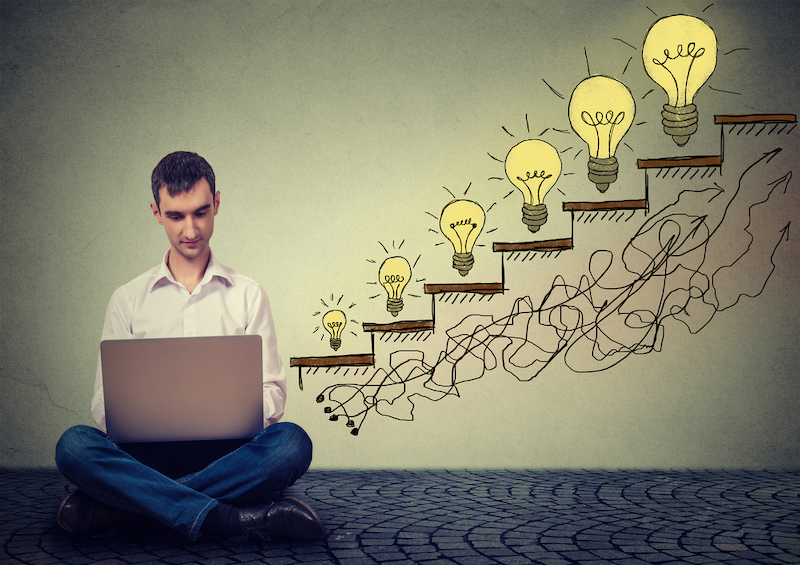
top-left (151, 151), bottom-right (216, 209)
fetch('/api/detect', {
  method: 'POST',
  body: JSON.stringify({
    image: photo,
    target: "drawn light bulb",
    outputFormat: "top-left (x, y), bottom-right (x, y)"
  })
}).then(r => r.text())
top-left (643, 14), bottom-right (717, 146)
top-left (504, 139), bottom-right (562, 233)
top-left (568, 75), bottom-right (635, 193)
top-left (322, 309), bottom-right (346, 351)
top-left (439, 199), bottom-right (485, 277)
top-left (378, 256), bottom-right (411, 317)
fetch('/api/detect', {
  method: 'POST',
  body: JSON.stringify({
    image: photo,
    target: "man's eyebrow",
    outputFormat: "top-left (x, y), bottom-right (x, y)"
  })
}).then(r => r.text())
top-left (163, 204), bottom-right (212, 216)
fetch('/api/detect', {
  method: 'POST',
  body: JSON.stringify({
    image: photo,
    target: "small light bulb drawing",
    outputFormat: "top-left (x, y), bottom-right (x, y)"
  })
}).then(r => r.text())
top-left (504, 139), bottom-right (562, 233)
top-left (439, 199), bottom-right (485, 277)
top-left (643, 14), bottom-right (717, 147)
top-left (378, 256), bottom-right (411, 317)
top-left (322, 309), bottom-right (346, 351)
top-left (568, 75), bottom-right (635, 193)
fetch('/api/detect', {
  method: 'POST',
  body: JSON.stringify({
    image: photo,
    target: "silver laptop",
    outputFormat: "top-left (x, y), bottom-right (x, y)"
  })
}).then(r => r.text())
top-left (101, 335), bottom-right (263, 443)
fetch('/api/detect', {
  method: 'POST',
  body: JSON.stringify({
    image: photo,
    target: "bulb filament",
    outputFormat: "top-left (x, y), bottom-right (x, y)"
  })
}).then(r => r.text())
top-left (652, 43), bottom-right (707, 107)
top-left (382, 274), bottom-right (406, 298)
top-left (516, 170), bottom-right (553, 203)
top-left (581, 110), bottom-right (626, 158)
top-left (449, 218), bottom-right (478, 254)
top-left (326, 320), bottom-right (343, 338)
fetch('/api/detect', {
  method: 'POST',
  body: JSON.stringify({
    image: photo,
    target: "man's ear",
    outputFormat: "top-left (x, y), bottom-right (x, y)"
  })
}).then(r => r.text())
top-left (213, 191), bottom-right (221, 215)
top-left (150, 202), bottom-right (164, 226)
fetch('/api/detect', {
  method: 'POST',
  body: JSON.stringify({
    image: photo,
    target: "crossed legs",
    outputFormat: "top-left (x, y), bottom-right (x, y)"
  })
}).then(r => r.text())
top-left (55, 422), bottom-right (315, 540)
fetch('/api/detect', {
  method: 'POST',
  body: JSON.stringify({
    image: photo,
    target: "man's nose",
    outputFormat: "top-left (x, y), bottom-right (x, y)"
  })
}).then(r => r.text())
top-left (184, 217), bottom-right (198, 239)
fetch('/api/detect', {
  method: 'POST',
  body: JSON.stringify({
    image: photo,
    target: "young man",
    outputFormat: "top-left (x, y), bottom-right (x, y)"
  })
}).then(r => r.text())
top-left (54, 152), bottom-right (325, 541)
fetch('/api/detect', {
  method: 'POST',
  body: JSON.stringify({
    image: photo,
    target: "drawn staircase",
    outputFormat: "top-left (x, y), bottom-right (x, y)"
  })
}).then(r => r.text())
top-left (290, 114), bottom-right (796, 407)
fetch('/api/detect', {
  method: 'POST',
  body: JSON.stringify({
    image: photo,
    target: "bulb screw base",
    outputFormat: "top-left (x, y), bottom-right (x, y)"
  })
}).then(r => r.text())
top-left (587, 156), bottom-right (618, 193)
top-left (662, 103), bottom-right (698, 146)
top-left (522, 203), bottom-right (547, 233)
top-left (329, 338), bottom-right (341, 351)
top-left (386, 298), bottom-right (403, 317)
top-left (452, 252), bottom-right (474, 277)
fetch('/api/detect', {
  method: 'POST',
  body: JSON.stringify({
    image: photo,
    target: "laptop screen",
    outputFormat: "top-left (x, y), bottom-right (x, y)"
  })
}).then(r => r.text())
top-left (101, 335), bottom-right (263, 443)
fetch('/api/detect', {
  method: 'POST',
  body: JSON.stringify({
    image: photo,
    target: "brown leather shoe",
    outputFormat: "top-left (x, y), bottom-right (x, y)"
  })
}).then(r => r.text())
top-left (56, 490), bottom-right (149, 536)
top-left (239, 496), bottom-right (325, 540)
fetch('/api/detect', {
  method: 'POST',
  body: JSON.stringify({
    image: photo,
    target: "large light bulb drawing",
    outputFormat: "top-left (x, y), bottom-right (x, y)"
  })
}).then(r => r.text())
top-left (378, 256), bottom-right (411, 317)
top-left (643, 14), bottom-right (717, 146)
top-left (322, 309), bottom-right (346, 351)
top-left (568, 75), bottom-right (635, 193)
top-left (504, 139), bottom-right (562, 233)
top-left (439, 199), bottom-right (485, 277)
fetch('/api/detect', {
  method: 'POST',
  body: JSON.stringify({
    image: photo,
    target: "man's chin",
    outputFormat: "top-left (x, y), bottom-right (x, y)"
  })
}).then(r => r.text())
top-left (173, 242), bottom-right (207, 261)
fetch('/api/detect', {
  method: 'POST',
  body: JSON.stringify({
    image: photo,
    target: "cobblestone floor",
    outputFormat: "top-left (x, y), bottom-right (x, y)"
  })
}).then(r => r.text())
top-left (1, 468), bottom-right (799, 565)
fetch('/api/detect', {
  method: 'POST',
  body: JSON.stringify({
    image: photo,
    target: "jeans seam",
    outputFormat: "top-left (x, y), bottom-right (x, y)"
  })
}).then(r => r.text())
top-left (190, 498), bottom-right (218, 540)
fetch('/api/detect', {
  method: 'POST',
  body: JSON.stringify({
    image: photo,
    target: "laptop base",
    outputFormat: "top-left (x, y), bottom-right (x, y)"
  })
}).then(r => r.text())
top-left (120, 438), bottom-right (251, 479)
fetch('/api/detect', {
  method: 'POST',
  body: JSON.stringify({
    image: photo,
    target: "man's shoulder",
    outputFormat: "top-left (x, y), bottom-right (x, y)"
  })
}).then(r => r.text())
top-left (110, 263), bottom-right (164, 299)
top-left (210, 257), bottom-right (262, 291)
top-left (219, 265), bottom-right (263, 292)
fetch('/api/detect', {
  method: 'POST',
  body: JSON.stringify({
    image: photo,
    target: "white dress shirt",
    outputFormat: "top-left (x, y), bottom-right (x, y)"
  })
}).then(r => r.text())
top-left (91, 251), bottom-right (287, 431)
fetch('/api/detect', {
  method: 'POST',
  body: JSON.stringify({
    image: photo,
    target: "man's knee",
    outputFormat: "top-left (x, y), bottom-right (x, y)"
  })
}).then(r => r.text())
top-left (55, 425), bottom-right (103, 474)
top-left (257, 422), bottom-right (312, 467)
top-left (278, 422), bottom-right (312, 450)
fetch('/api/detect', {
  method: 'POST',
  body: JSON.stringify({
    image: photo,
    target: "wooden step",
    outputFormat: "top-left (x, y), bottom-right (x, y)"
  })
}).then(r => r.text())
top-left (424, 282), bottom-right (504, 295)
top-left (636, 155), bottom-right (722, 169)
top-left (493, 238), bottom-right (573, 252)
top-left (563, 200), bottom-right (648, 212)
top-left (715, 114), bottom-right (796, 124)
top-left (362, 320), bottom-right (434, 333)
top-left (289, 354), bottom-right (375, 368)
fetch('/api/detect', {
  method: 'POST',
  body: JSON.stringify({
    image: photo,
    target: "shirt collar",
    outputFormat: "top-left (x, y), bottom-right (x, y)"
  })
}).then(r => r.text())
top-left (148, 249), bottom-right (234, 293)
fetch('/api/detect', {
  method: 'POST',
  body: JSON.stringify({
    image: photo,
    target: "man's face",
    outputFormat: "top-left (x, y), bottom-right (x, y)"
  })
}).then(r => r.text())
top-left (151, 179), bottom-right (220, 262)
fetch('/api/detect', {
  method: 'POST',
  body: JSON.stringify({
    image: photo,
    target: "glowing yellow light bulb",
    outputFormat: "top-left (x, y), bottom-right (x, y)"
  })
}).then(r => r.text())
top-left (439, 199), bottom-right (485, 277)
top-left (322, 309), bottom-right (346, 351)
top-left (643, 14), bottom-right (717, 146)
top-left (378, 256), bottom-right (411, 317)
top-left (504, 139), bottom-right (562, 233)
top-left (568, 75), bottom-right (635, 193)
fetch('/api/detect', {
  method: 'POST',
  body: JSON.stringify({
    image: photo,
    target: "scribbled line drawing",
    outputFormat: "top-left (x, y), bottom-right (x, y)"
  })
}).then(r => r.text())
top-left (314, 148), bottom-right (793, 435)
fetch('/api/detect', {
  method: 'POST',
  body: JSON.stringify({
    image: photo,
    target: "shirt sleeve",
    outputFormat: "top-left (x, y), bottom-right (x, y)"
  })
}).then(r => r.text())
top-left (246, 285), bottom-right (287, 426)
top-left (91, 287), bottom-right (134, 431)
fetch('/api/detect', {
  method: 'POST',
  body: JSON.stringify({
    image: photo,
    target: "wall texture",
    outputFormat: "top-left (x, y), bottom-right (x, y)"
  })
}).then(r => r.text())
top-left (1, 0), bottom-right (798, 469)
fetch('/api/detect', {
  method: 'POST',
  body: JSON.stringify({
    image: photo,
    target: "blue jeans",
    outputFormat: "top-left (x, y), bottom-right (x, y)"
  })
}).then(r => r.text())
top-left (55, 422), bottom-right (312, 540)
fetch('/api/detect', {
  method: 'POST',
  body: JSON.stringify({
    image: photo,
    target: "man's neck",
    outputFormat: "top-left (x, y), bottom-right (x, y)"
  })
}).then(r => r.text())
top-left (166, 248), bottom-right (211, 294)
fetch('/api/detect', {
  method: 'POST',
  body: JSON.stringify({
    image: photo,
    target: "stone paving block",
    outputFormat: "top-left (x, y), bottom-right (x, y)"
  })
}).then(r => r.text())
top-left (493, 557), bottom-right (534, 565)
top-left (367, 554), bottom-right (411, 563)
top-left (2, 469), bottom-right (800, 565)
top-left (333, 558), bottom-right (376, 565)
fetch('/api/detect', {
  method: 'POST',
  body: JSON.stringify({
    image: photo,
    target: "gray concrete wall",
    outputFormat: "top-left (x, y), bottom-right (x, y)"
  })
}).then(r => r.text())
top-left (2, 0), bottom-right (799, 469)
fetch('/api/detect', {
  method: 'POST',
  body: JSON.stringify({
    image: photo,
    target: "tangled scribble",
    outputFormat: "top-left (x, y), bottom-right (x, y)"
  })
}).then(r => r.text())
top-left (317, 149), bottom-right (794, 434)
